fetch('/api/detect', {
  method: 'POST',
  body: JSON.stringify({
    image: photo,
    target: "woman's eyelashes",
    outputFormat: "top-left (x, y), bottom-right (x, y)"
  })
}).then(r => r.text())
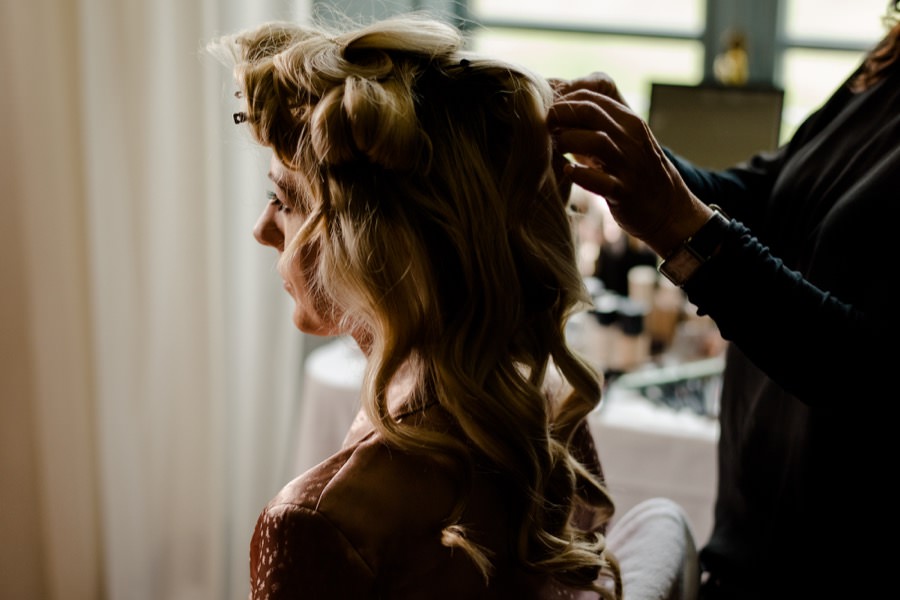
top-left (267, 190), bottom-right (290, 212)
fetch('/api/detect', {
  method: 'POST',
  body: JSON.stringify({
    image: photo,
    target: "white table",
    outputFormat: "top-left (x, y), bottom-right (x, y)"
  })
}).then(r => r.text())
top-left (292, 337), bottom-right (367, 475)
top-left (292, 337), bottom-right (718, 544)
top-left (588, 386), bottom-right (717, 544)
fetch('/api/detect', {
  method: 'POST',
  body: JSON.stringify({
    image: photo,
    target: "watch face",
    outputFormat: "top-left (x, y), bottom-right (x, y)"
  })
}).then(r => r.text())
top-left (659, 208), bottom-right (730, 286)
top-left (658, 247), bottom-right (701, 286)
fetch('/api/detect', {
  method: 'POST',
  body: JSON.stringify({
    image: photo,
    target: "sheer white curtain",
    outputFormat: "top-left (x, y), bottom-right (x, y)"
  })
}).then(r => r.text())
top-left (1, 0), bottom-right (311, 598)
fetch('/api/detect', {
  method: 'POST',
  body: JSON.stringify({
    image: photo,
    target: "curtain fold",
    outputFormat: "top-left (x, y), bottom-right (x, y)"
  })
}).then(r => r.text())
top-left (1, 1), bottom-right (101, 598)
top-left (79, 0), bottom-right (224, 595)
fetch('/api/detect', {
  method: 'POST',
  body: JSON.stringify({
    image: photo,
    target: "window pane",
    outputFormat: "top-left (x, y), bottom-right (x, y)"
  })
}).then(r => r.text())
top-left (470, 29), bottom-right (702, 118)
top-left (781, 1), bottom-right (892, 142)
top-left (780, 48), bottom-right (867, 141)
top-left (784, 0), bottom-right (890, 44)
top-left (471, 0), bottom-right (704, 33)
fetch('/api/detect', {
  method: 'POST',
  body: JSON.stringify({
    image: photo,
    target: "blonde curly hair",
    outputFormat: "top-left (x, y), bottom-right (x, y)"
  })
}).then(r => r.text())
top-left (210, 13), bottom-right (619, 595)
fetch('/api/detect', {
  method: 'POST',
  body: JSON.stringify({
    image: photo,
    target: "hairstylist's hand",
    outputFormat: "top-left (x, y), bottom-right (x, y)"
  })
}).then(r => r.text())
top-left (547, 87), bottom-right (711, 258)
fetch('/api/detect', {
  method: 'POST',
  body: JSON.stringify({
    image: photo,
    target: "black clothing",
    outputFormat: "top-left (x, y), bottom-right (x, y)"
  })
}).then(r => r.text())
top-left (668, 63), bottom-right (900, 598)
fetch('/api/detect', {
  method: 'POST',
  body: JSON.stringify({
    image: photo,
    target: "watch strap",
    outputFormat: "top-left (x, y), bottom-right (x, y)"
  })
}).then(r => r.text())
top-left (657, 205), bottom-right (730, 286)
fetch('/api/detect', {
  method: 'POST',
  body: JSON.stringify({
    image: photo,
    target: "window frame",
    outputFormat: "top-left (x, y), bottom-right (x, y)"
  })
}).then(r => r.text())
top-left (454, 0), bottom-right (879, 87)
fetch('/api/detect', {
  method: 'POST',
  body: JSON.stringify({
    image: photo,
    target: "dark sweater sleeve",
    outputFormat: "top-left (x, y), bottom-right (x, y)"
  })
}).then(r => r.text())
top-left (664, 147), bottom-right (894, 403)
top-left (661, 82), bottom-right (844, 228)
top-left (662, 146), bottom-right (783, 230)
top-left (680, 220), bottom-right (889, 403)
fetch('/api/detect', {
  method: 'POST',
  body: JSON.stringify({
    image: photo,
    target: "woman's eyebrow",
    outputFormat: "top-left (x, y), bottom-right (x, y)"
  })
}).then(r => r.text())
top-left (268, 171), bottom-right (302, 197)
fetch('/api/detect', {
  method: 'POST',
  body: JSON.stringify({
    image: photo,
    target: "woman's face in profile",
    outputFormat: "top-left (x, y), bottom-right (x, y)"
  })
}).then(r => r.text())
top-left (253, 155), bottom-right (340, 336)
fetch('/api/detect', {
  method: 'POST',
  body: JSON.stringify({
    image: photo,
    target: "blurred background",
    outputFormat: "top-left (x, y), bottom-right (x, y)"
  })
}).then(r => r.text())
top-left (1, 0), bottom-right (889, 598)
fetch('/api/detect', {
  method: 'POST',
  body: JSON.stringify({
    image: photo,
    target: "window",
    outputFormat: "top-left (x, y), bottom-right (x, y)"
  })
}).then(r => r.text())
top-left (465, 0), bottom-right (705, 118)
top-left (470, 0), bottom-right (704, 31)
top-left (779, 0), bottom-right (890, 138)
top-left (462, 0), bottom-right (893, 142)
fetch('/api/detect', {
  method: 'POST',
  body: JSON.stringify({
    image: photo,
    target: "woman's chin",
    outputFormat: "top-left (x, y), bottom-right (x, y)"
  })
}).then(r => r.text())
top-left (292, 307), bottom-right (337, 337)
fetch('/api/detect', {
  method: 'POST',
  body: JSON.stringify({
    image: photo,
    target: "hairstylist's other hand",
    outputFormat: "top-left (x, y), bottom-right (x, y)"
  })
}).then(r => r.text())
top-left (547, 88), bottom-right (711, 258)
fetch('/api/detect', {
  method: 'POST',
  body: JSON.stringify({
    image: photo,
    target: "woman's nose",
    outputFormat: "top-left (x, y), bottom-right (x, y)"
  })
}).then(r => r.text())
top-left (253, 206), bottom-right (284, 250)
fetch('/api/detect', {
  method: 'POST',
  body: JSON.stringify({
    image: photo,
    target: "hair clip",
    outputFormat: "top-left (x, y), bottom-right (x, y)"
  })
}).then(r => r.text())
top-left (233, 112), bottom-right (247, 124)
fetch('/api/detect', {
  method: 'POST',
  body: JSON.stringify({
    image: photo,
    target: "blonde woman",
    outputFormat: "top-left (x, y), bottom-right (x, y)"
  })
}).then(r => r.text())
top-left (210, 14), bottom-right (622, 600)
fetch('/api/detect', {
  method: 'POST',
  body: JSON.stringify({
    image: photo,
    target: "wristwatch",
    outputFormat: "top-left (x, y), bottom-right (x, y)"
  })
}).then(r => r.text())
top-left (657, 204), bottom-right (730, 287)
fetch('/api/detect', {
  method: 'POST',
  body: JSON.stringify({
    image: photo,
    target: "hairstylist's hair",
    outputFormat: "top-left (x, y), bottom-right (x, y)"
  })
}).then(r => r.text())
top-left (850, 1), bottom-right (900, 91)
top-left (210, 14), bottom-right (617, 594)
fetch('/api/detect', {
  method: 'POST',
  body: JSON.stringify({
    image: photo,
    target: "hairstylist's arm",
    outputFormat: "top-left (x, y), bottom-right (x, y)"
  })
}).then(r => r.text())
top-left (548, 82), bottom-right (711, 259)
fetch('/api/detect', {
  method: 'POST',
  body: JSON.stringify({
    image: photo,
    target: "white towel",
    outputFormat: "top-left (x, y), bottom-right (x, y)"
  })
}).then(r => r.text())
top-left (606, 497), bottom-right (700, 600)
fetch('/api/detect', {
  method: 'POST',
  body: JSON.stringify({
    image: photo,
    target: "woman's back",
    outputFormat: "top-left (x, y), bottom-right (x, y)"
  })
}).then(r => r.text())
top-left (251, 404), bottom-right (616, 599)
